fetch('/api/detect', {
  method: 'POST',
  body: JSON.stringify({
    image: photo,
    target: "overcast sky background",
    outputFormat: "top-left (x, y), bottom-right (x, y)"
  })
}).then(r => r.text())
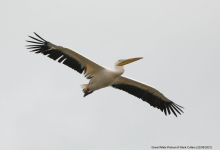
top-left (0, 1), bottom-right (220, 150)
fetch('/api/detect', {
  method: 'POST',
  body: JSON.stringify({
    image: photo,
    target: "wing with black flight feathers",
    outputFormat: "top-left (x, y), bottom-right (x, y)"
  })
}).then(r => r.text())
top-left (112, 76), bottom-right (184, 117)
top-left (26, 32), bottom-right (104, 79)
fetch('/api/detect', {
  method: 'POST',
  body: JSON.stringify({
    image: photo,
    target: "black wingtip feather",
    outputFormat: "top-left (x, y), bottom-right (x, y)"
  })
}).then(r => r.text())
top-left (164, 106), bottom-right (167, 116)
top-left (174, 103), bottom-right (184, 109)
top-left (26, 40), bottom-right (43, 44)
top-left (172, 103), bottom-right (184, 113)
top-left (28, 36), bottom-right (44, 43)
top-left (34, 32), bottom-right (47, 42)
top-left (169, 105), bottom-right (177, 117)
top-left (170, 104), bottom-right (181, 115)
top-left (27, 46), bottom-right (40, 49)
top-left (30, 49), bottom-right (40, 52)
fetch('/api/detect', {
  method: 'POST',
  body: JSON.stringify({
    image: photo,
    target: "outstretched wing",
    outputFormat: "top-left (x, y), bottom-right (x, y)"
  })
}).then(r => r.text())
top-left (112, 76), bottom-right (184, 117)
top-left (26, 32), bottom-right (104, 79)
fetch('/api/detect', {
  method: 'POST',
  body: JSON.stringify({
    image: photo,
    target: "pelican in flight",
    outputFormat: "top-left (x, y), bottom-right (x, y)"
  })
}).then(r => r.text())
top-left (26, 33), bottom-right (184, 117)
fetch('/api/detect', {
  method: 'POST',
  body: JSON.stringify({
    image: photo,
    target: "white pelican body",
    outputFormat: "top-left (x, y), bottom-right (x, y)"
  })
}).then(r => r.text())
top-left (84, 62), bottom-right (127, 95)
top-left (88, 67), bottom-right (124, 91)
top-left (26, 33), bottom-right (184, 117)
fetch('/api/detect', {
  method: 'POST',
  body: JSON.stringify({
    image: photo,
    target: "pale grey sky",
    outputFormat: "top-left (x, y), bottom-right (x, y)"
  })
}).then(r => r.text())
top-left (0, 0), bottom-right (220, 150)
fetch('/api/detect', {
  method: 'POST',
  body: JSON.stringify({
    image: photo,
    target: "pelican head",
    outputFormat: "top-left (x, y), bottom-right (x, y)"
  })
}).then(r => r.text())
top-left (116, 57), bottom-right (143, 66)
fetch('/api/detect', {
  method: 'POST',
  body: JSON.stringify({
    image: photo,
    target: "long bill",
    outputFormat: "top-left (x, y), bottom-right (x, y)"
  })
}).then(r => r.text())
top-left (117, 57), bottom-right (143, 66)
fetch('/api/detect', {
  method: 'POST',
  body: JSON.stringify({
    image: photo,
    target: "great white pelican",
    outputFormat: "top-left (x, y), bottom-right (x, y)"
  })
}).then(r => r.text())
top-left (26, 33), bottom-right (184, 117)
